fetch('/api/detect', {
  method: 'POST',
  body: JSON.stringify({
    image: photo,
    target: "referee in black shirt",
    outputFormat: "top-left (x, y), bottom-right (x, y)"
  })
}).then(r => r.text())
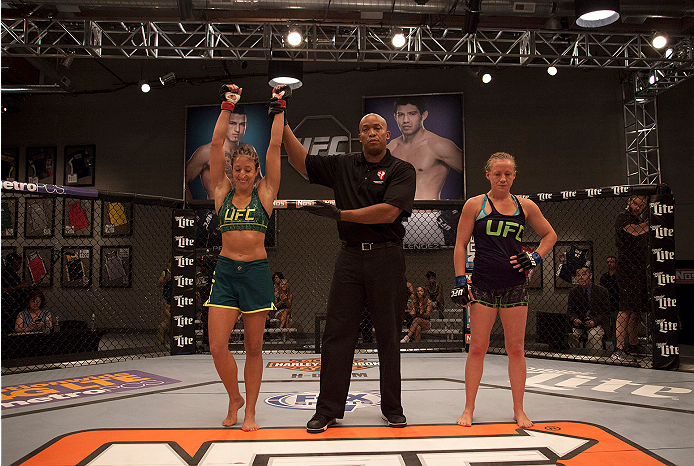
top-left (283, 113), bottom-right (416, 433)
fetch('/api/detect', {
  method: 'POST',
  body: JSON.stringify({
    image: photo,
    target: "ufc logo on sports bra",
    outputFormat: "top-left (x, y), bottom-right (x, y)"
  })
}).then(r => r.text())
top-left (225, 207), bottom-right (256, 222)
top-left (486, 220), bottom-right (524, 241)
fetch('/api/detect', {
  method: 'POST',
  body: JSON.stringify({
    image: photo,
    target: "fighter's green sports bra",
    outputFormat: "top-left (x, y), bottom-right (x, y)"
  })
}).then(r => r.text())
top-left (217, 187), bottom-right (269, 234)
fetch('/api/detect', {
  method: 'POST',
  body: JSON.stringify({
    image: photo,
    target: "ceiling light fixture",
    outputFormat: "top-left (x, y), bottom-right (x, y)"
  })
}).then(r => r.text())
top-left (140, 80), bottom-right (151, 93)
top-left (392, 29), bottom-right (406, 48)
top-left (575, 0), bottom-right (620, 28)
top-left (268, 60), bottom-right (304, 89)
top-left (159, 72), bottom-right (176, 86)
top-left (547, 66), bottom-right (558, 76)
top-left (652, 33), bottom-right (667, 49)
top-left (482, 73), bottom-right (492, 83)
top-left (287, 29), bottom-right (303, 47)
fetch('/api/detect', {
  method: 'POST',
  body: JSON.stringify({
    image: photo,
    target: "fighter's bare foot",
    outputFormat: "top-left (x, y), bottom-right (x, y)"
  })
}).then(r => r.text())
top-left (242, 409), bottom-right (259, 432)
top-left (222, 397), bottom-right (245, 427)
top-left (456, 409), bottom-right (474, 427)
top-left (514, 410), bottom-right (533, 428)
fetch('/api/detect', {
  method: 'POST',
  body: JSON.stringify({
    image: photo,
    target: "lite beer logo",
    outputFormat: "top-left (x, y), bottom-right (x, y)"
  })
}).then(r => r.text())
top-left (173, 316), bottom-right (193, 327)
top-left (526, 366), bottom-right (691, 399)
top-left (653, 295), bottom-right (677, 310)
top-left (173, 255), bottom-right (195, 267)
top-left (651, 248), bottom-right (675, 263)
top-left (173, 335), bottom-right (194, 347)
top-left (174, 216), bottom-right (195, 228)
top-left (653, 271), bottom-right (676, 286)
top-left (13, 423), bottom-right (673, 465)
top-left (538, 193), bottom-right (553, 201)
top-left (173, 296), bottom-right (194, 307)
top-left (266, 358), bottom-right (379, 373)
top-left (174, 275), bottom-right (193, 287)
top-left (656, 342), bottom-right (679, 357)
top-left (650, 202), bottom-right (674, 216)
top-left (561, 190), bottom-right (577, 199)
top-left (265, 391), bottom-right (380, 411)
top-left (586, 188), bottom-right (602, 197)
top-left (612, 185), bottom-right (630, 195)
top-left (174, 236), bottom-right (195, 249)
top-left (655, 318), bottom-right (678, 333)
top-left (651, 225), bottom-right (674, 239)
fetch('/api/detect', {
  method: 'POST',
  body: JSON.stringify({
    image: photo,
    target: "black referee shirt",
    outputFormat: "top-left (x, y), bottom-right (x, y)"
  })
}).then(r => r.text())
top-left (305, 150), bottom-right (416, 243)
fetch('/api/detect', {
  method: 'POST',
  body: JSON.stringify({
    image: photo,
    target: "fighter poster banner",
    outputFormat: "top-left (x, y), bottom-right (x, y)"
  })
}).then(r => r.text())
top-left (185, 103), bottom-right (271, 201)
top-left (364, 93), bottom-right (464, 248)
top-left (171, 209), bottom-right (196, 355)
top-left (649, 194), bottom-right (678, 369)
top-left (363, 93), bottom-right (464, 200)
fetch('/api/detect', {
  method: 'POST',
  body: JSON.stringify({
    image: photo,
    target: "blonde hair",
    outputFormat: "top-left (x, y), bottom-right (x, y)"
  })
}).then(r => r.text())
top-left (230, 145), bottom-right (259, 169)
top-left (485, 152), bottom-right (517, 172)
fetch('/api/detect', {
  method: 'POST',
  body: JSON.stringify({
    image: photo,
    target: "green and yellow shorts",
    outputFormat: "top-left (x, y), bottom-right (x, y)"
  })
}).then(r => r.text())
top-left (471, 283), bottom-right (528, 308)
top-left (204, 256), bottom-right (276, 314)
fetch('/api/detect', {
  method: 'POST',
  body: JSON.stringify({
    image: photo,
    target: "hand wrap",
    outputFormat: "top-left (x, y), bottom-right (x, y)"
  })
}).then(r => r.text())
top-left (516, 250), bottom-right (542, 272)
top-left (268, 84), bottom-right (292, 122)
top-left (450, 275), bottom-right (471, 306)
top-left (220, 84), bottom-right (241, 112)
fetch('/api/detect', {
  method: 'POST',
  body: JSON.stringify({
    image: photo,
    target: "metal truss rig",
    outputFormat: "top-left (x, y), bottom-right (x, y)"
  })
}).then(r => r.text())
top-left (3, 19), bottom-right (693, 69)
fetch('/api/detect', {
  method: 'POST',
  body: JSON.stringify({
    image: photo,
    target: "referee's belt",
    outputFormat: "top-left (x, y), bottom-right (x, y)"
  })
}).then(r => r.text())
top-left (341, 240), bottom-right (402, 251)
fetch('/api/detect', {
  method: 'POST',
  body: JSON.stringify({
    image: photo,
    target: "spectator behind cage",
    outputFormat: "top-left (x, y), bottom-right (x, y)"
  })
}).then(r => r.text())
top-left (567, 267), bottom-right (610, 352)
top-left (275, 278), bottom-right (293, 341)
top-left (2, 252), bottom-right (30, 335)
top-left (614, 195), bottom-right (649, 358)
top-left (401, 286), bottom-right (432, 343)
top-left (156, 260), bottom-right (172, 346)
top-left (14, 289), bottom-right (52, 333)
top-left (425, 271), bottom-right (444, 317)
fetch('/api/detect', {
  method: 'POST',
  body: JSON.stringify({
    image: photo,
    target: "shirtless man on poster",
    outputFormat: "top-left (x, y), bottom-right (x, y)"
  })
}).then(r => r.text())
top-left (387, 96), bottom-right (463, 200)
top-left (186, 107), bottom-right (257, 199)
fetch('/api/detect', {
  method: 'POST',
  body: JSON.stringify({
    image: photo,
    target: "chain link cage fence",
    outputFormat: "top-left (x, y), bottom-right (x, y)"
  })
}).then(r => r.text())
top-left (2, 183), bottom-right (674, 374)
top-left (2, 185), bottom-right (179, 374)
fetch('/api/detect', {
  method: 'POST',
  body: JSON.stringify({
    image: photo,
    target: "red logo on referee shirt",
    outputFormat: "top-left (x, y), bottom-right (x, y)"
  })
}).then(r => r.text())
top-left (377, 170), bottom-right (386, 180)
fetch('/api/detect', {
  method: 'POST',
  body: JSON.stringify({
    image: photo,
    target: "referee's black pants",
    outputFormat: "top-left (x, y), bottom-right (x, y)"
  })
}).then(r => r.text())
top-left (315, 243), bottom-right (408, 419)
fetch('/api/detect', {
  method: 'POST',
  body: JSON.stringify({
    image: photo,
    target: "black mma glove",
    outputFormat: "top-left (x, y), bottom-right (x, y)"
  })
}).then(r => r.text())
top-left (450, 275), bottom-right (471, 306)
top-left (220, 84), bottom-right (241, 112)
top-left (515, 250), bottom-right (542, 272)
top-left (300, 200), bottom-right (341, 221)
top-left (268, 84), bottom-right (292, 123)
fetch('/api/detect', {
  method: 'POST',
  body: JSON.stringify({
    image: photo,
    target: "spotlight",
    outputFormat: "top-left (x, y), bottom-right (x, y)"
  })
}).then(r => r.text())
top-left (652, 33), bottom-right (667, 49)
top-left (268, 60), bottom-right (303, 89)
top-left (482, 73), bottom-right (492, 84)
top-left (665, 48), bottom-right (674, 59)
top-left (287, 29), bottom-right (303, 47)
top-left (392, 29), bottom-right (406, 48)
top-left (60, 53), bottom-right (75, 69)
top-left (159, 72), bottom-right (176, 86)
top-left (547, 66), bottom-right (558, 76)
top-left (648, 74), bottom-right (657, 85)
top-left (140, 81), bottom-right (151, 93)
top-left (575, 0), bottom-right (620, 28)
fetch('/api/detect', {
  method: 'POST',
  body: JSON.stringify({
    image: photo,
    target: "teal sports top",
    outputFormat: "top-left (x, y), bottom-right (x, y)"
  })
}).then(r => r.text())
top-left (218, 187), bottom-right (270, 234)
